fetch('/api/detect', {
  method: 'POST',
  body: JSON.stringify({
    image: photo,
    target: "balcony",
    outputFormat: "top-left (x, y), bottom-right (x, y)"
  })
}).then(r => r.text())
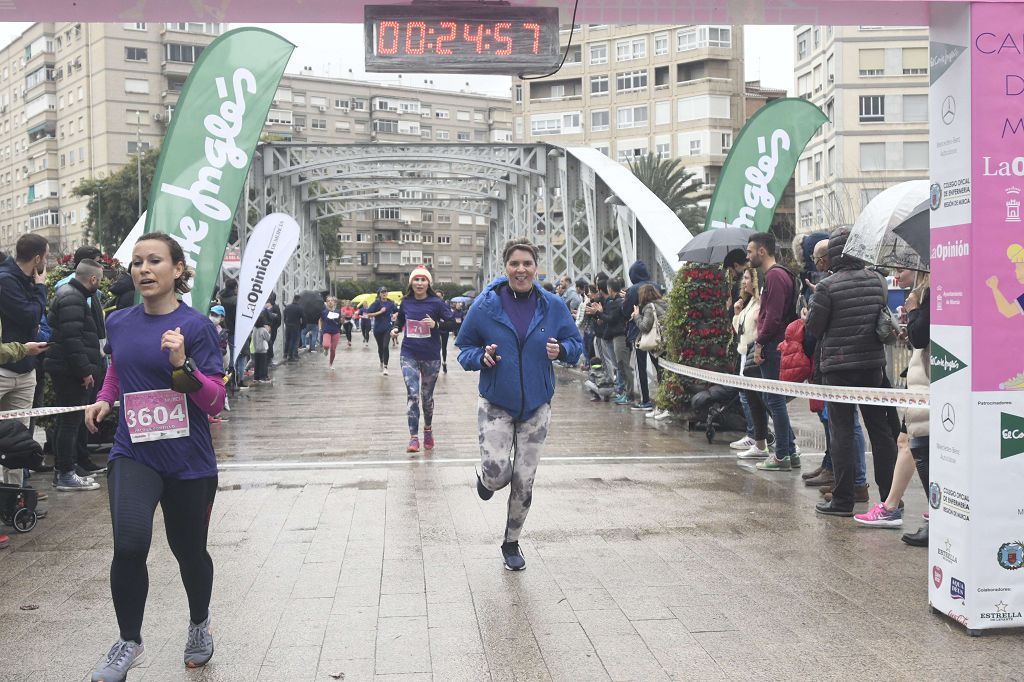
top-left (160, 60), bottom-right (193, 78)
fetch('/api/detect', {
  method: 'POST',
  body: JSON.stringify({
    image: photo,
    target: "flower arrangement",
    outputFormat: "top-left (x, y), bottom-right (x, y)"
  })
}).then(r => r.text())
top-left (656, 263), bottom-right (737, 414)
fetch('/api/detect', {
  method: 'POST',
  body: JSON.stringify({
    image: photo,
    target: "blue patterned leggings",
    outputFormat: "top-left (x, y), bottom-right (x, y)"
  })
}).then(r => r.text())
top-left (400, 356), bottom-right (442, 435)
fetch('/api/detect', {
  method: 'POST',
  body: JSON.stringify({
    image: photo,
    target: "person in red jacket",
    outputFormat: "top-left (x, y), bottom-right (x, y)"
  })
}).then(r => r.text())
top-left (777, 319), bottom-right (811, 384)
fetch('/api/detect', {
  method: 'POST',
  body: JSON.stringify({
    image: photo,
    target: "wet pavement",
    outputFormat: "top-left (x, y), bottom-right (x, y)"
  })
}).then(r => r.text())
top-left (1, 341), bottom-right (1021, 681)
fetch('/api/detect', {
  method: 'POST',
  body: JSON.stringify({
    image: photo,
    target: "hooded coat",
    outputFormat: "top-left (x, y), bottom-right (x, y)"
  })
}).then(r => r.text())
top-left (623, 260), bottom-right (653, 344)
top-left (109, 272), bottom-right (136, 311)
top-left (778, 319), bottom-right (812, 384)
top-left (804, 229), bottom-right (888, 374)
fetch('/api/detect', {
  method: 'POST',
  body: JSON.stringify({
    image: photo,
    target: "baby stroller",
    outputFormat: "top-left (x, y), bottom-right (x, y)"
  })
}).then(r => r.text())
top-left (583, 363), bottom-right (616, 402)
top-left (689, 384), bottom-right (748, 444)
top-left (0, 419), bottom-right (48, 533)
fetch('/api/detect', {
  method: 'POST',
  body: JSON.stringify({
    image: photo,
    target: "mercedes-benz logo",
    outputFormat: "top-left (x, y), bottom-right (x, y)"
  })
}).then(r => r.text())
top-left (942, 403), bottom-right (955, 432)
top-left (942, 96), bottom-right (956, 125)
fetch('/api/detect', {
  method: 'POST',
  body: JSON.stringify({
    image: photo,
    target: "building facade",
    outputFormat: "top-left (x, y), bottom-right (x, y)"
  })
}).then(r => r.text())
top-left (0, 22), bottom-right (512, 288)
top-left (792, 25), bottom-right (929, 238)
top-left (511, 24), bottom-right (746, 205)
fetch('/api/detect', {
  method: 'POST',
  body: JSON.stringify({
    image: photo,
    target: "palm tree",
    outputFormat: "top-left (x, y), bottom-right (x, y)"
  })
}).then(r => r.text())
top-left (627, 153), bottom-right (706, 229)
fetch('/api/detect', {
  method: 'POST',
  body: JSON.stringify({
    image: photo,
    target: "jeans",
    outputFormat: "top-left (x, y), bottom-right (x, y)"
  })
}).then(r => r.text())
top-left (739, 390), bottom-right (755, 439)
top-left (581, 330), bottom-right (595, 366)
top-left (284, 324), bottom-right (301, 360)
top-left (819, 410), bottom-right (868, 487)
top-left (744, 347), bottom-right (794, 458)
top-left (0, 369), bottom-right (36, 486)
top-left (824, 368), bottom-right (898, 508)
top-left (301, 324), bottom-right (318, 352)
top-left (49, 372), bottom-right (90, 474)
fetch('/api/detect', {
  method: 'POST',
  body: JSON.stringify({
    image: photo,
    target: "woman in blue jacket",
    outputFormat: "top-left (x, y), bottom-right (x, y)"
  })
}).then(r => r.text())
top-left (456, 238), bottom-right (582, 571)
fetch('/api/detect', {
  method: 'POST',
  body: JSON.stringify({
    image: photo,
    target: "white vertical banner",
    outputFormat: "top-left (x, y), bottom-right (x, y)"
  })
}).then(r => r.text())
top-left (231, 213), bottom-right (300, 364)
top-left (113, 212), bottom-right (148, 266)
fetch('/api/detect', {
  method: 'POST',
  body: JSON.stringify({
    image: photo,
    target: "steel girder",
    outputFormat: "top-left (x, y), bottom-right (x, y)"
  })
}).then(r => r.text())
top-left (238, 142), bottom-right (683, 303)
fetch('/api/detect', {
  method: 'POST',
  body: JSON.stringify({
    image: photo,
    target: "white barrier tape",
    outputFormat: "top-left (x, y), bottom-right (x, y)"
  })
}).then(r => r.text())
top-left (0, 402), bottom-right (120, 420)
top-left (659, 359), bottom-right (929, 409)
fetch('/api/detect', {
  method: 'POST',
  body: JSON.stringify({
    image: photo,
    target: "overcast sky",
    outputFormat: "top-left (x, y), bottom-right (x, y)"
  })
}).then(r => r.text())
top-left (0, 22), bottom-right (793, 96)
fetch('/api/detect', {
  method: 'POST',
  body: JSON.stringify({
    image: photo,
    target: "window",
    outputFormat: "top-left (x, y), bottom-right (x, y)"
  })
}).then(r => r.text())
top-left (655, 34), bottom-right (669, 56)
top-left (860, 142), bottom-right (885, 170)
top-left (165, 43), bottom-right (204, 63)
top-left (125, 47), bottom-right (148, 61)
top-left (373, 119), bottom-right (398, 133)
top-left (311, 118), bottom-right (326, 130)
top-left (813, 27), bottom-right (821, 48)
top-left (677, 27), bottom-right (697, 51)
top-left (798, 157), bottom-right (812, 185)
top-left (124, 78), bottom-right (149, 95)
top-left (437, 234), bottom-right (452, 244)
top-left (420, 125), bottom-right (431, 139)
top-left (827, 54), bottom-right (835, 83)
top-left (422, 230), bottom-right (434, 241)
top-left (617, 105), bottom-right (648, 129)
top-left (437, 212), bottom-right (451, 223)
top-left (677, 95), bottom-right (730, 121)
top-left (400, 231), bottom-right (421, 243)
top-left (437, 255), bottom-right (453, 266)
top-left (590, 75), bottom-right (609, 95)
top-left (334, 121), bottom-right (350, 132)
top-left (827, 145), bottom-right (836, 175)
top-left (859, 49), bottom-right (884, 76)
top-left (436, 130), bottom-right (450, 140)
top-left (616, 143), bottom-right (647, 163)
top-left (339, 233), bottom-right (352, 242)
top-left (797, 30), bottom-right (810, 59)
top-left (615, 70), bottom-right (647, 92)
top-left (902, 47), bottom-right (928, 75)
top-left (799, 200), bottom-right (813, 228)
top-left (656, 142), bottom-right (670, 159)
top-left (457, 131), bottom-right (470, 141)
top-left (591, 109), bottom-right (610, 132)
top-left (813, 65), bottom-right (823, 92)
top-left (549, 84), bottom-right (565, 99)
top-left (456, 110), bottom-right (471, 121)
top-left (589, 43), bottom-right (607, 65)
top-left (655, 100), bottom-right (670, 125)
top-left (903, 94), bottom-right (927, 122)
top-left (376, 208), bottom-right (400, 220)
top-left (903, 141), bottom-right (928, 169)
top-left (310, 95), bottom-right (327, 108)
top-left (859, 95), bottom-right (885, 122)
top-left (127, 140), bottom-right (150, 154)
top-left (124, 23), bottom-right (147, 30)
top-left (616, 38), bottom-right (646, 62)
top-left (706, 26), bottom-right (731, 47)
top-left (356, 232), bottom-right (370, 243)
top-left (814, 152), bottom-right (822, 181)
top-left (720, 132), bottom-right (732, 152)
top-left (797, 73), bottom-right (812, 98)
top-left (689, 138), bottom-right (702, 155)
top-left (266, 109), bottom-right (293, 125)
top-left (530, 112), bottom-right (581, 135)
top-left (459, 235), bottom-right (472, 246)
top-left (514, 84), bottom-right (523, 103)
top-left (434, 109), bottom-right (450, 119)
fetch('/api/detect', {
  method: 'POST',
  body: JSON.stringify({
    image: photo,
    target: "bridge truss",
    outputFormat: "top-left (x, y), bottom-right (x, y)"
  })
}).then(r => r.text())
top-left (232, 142), bottom-right (691, 303)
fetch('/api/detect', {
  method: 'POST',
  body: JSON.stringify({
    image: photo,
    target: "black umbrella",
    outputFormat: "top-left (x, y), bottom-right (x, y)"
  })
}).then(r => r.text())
top-left (677, 227), bottom-right (755, 264)
top-left (892, 199), bottom-right (930, 269)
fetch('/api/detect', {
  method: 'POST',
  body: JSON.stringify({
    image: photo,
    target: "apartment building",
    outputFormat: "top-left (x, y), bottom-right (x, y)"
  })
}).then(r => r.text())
top-left (512, 24), bottom-right (745, 200)
top-left (792, 25), bottom-right (929, 237)
top-left (0, 22), bottom-right (513, 288)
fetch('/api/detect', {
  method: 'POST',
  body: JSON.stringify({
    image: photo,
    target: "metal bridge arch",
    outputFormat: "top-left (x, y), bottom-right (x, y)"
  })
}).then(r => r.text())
top-left (232, 142), bottom-right (693, 304)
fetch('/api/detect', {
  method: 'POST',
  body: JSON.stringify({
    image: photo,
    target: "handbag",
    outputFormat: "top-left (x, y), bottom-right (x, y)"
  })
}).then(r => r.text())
top-left (637, 305), bottom-right (663, 353)
top-left (875, 304), bottom-right (901, 345)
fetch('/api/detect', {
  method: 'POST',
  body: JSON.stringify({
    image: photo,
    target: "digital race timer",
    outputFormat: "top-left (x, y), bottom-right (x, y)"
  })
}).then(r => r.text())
top-left (364, 4), bottom-right (561, 74)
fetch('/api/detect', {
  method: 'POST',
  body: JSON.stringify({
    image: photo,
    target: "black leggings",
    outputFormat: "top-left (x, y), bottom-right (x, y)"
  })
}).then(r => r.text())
top-left (361, 326), bottom-right (371, 342)
top-left (108, 457), bottom-right (217, 643)
top-left (635, 348), bottom-right (663, 403)
top-left (342, 322), bottom-right (353, 343)
top-left (374, 330), bottom-right (391, 367)
top-left (439, 331), bottom-right (449, 363)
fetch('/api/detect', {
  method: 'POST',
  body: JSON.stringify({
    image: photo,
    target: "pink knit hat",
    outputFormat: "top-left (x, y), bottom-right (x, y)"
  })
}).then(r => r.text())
top-left (409, 264), bottom-right (433, 285)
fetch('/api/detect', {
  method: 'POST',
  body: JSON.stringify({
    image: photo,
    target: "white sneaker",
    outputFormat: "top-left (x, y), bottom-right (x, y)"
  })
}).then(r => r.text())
top-left (730, 436), bottom-right (756, 450)
top-left (645, 409), bottom-right (659, 419)
top-left (737, 445), bottom-right (770, 459)
top-left (383, 367), bottom-right (388, 376)
top-left (654, 409), bottom-right (672, 421)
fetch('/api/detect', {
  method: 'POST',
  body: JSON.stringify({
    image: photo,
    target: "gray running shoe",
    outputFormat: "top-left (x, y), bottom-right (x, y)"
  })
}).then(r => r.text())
top-left (92, 638), bottom-right (145, 681)
top-left (55, 472), bottom-right (100, 491)
top-left (184, 614), bottom-right (214, 668)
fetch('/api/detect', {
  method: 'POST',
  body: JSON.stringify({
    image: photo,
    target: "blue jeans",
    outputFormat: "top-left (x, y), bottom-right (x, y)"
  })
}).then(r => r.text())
top-left (301, 324), bottom-right (318, 351)
top-left (820, 409), bottom-right (867, 486)
top-left (744, 347), bottom-right (794, 458)
top-left (739, 390), bottom-right (755, 438)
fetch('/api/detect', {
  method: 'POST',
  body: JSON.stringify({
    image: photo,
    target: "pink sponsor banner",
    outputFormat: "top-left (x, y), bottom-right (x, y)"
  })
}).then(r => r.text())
top-left (931, 224), bottom-right (973, 327)
top-left (971, 3), bottom-right (1024, 392)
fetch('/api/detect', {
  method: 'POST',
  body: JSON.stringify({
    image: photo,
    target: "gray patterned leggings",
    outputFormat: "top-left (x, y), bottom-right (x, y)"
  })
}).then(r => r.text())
top-left (400, 355), bottom-right (442, 435)
top-left (477, 398), bottom-right (551, 543)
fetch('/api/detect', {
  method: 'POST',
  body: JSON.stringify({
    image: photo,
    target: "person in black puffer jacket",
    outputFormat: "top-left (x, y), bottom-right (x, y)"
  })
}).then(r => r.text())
top-left (805, 227), bottom-right (897, 516)
top-left (109, 270), bottom-right (136, 310)
top-left (44, 259), bottom-right (105, 489)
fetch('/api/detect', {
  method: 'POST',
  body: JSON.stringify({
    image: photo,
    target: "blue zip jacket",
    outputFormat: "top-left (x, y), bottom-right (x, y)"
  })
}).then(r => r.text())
top-left (0, 256), bottom-right (47, 374)
top-left (456, 276), bottom-right (582, 420)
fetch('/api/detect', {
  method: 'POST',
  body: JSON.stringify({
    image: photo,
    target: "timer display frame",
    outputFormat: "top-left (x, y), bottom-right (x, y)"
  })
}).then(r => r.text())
top-left (364, 4), bottom-right (561, 74)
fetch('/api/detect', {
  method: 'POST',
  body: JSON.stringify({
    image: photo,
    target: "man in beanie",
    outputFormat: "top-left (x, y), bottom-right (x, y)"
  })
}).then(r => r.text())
top-left (390, 265), bottom-right (457, 452)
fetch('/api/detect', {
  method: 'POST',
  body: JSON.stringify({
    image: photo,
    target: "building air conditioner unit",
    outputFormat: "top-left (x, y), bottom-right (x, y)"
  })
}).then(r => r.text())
top-left (152, 112), bottom-right (164, 123)
top-left (318, 105), bottom-right (326, 112)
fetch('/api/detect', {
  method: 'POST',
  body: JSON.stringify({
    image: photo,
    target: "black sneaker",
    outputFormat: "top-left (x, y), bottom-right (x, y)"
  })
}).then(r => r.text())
top-left (475, 471), bottom-right (493, 501)
top-left (501, 542), bottom-right (526, 571)
top-left (77, 459), bottom-right (106, 475)
top-left (815, 500), bottom-right (854, 517)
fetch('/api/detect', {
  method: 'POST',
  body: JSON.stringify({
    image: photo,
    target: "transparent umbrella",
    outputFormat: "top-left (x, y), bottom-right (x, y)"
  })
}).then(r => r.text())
top-left (843, 180), bottom-right (929, 272)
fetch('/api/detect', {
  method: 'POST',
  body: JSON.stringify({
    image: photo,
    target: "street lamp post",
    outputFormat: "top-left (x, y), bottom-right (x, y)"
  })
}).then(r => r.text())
top-left (136, 110), bottom-right (143, 217)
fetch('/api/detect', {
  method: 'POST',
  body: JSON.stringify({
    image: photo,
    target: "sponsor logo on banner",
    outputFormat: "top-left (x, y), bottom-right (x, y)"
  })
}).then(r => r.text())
top-left (997, 541), bottom-right (1024, 570)
top-left (938, 538), bottom-right (959, 565)
top-left (941, 403), bottom-right (956, 432)
top-left (982, 156), bottom-right (1024, 177)
top-left (928, 178), bottom-right (972, 208)
top-left (931, 342), bottom-right (968, 381)
top-left (951, 578), bottom-right (966, 601)
top-left (941, 95), bottom-right (956, 125)
top-left (947, 610), bottom-right (969, 627)
top-left (1000, 413), bottom-right (1024, 459)
top-left (933, 565), bottom-right (944, 588)
top-left (930, 41), bottom-right (966, 84)
top-left (931, 182), bottom-right (942, 210)
top-left (929, 482), bottom-right (970, 521)
top-left (936, 440), bottom-right (961, 464)
top-left (980, 601), bottom-right (1023, 622)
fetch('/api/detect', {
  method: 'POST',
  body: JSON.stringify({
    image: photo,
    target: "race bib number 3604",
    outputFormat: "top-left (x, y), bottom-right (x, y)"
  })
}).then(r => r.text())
top-left (123, 389), bottom-right (190, 443)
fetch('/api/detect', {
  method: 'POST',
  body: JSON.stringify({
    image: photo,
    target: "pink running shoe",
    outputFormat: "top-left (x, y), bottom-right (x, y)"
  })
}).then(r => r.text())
top-left (407, 437), bottom-right (420, 453)
top-left (423, 430), bottom-right (434, 450)
top-left (854, 503), bottom-right (903, 528)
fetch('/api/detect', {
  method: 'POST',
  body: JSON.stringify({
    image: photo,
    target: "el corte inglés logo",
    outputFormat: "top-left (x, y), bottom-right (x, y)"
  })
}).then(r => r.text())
top-left (930, 342), bottom-right (967, 382)
top-left (1001, 413), bottom-right (1024, 460)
